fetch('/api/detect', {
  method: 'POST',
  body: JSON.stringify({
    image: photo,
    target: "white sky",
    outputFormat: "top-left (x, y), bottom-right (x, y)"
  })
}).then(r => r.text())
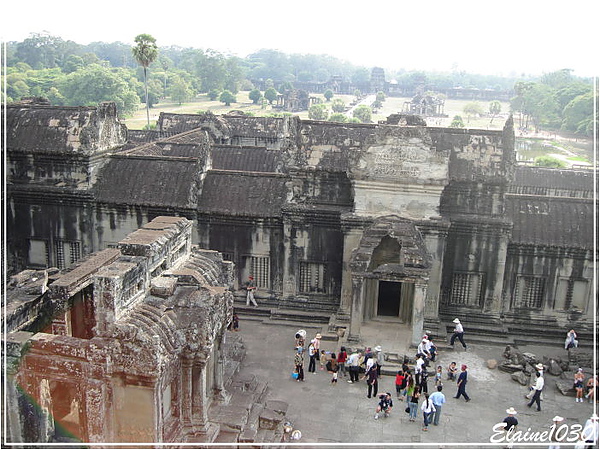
top-left (2, 0), bottom-right (598, 78)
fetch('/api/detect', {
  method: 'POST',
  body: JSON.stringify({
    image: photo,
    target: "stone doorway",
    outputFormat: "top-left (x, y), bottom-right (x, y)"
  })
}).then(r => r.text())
top-left (376, 280), bottom-right (413, 323)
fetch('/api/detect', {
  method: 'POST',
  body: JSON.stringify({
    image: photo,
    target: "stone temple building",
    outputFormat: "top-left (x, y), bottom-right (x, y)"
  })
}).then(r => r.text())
top-left (4, 99), bottom-right (597, 353)
top-left (4, 216), bottom-right (240, 443)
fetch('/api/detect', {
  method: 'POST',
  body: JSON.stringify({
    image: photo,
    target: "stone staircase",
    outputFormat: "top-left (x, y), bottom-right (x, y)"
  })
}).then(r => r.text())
top-left (208, 331), bottom-right (291, 445)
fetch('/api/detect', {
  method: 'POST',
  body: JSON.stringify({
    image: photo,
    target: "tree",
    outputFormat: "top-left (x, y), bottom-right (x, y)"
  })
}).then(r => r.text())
top-left (329, 113), bottom-right (347, 123)
top-left (450, 115), bottom-right (465, 128)
top-left (169, 76), bottom-right (193, 105)
top-left (58, 64), bottom-right (139, 116)
top-left (562, 92), bottom-right (596, 136)
top-left (249, 89), bottom-right (263, 104)
top-left (488, 100), bottom-right (502, 125)
top-left (534, 155), bottom-right (566, 169)
top-left (219, 90), bottom-right (236, 106)
top-left (132, 34), bottom-right (158, 128)
top-left (264, 87), bottom-right (278, 105)
top-left (308, 103), bottom-right (329, 120)
top-left (463, 102), bottom-right (483, 123)
top-left (324, 89), bottom-right (334, 101)
top-left (208, 89), bottom-right (220, 101)
top-left (376, 91), bottom-right (386, 103)
top-left (331, 98), bottom-right (346, 113)
top-left (353, 105), bottom-right (372, 123)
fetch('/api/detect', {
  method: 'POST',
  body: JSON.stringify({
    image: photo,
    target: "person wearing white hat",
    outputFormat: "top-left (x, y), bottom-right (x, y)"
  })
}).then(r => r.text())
top-left (450, 318), bottom-right (467, 350)
top-left (374, 345), bottom-right (384, 376)
top-left (526, 364), bottom-right (545, 401)
top-left (582, 413), bottom-right (599, 448)
top-left (526, 371), bottom-right (544, 411)
top-left (502, 407), bottom-right (518, 448)
top-left (549, 415), bottom-right (564, 449)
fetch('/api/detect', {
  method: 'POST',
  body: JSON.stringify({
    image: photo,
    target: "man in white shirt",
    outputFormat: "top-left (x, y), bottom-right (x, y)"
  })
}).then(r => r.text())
top-left (347, 351), bottom-right (361, 383)
top-left (582, 413), bottom-right (599, 447)
top-left (450, 318), bottom-right (467, 350)
top-left (526, 371), bottom-right (544, 411)
top-left (415, 354), bottom-right (425, 385)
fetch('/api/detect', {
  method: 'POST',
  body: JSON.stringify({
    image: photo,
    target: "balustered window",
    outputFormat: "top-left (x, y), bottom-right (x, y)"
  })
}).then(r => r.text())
top-left (449, 272), bottom-right (483, 306)
top-left (514, 276), bottom-right (545, 309)
top-left (299, 262), bottom-right (327, 294)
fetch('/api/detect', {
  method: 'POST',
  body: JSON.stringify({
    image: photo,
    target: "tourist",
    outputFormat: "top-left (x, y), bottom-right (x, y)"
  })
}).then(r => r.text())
top-left (428, 338), bottom-right (437, 362)
top-left (420, 392), bottom-right (436, 431)
top-left (454, 364), bottom-right (470, 402)
top-left (294, 346), bottom-right (304, 382)
top-left (347, 350), bottom-right (361, 383)
top-left (417, 338), bottom-right (431, 360)
top-left (308, 340), bottom-right (318, 373)
top-left (294, 329), bottom-right (306, 348)
top-left (526, 363), bottom-right (545, 401)
top-left (364, 349), bottom-right (375, 373)
top-left (326, 352), bottom-right (339, 383)
top-left (374, 345), bottom-right (384, 376)
top-left (434, 365), bottom-right (443, 387)
top-left (337, 346), bottom-right (348, 378)
top-left (415, 354), bottom-right (425, 386)
top-left (526, 371), bottom-right (544, 411)
top-left (420, 364), bottom-right (430, 394)
top-left (395, 370), bottom-right (405, 399)
top-left (429, 385), bottom-right (446, 426)
top-left (502, 407), bottom-right (518, 448)
top-left (408, 384), bottom-right (421, 422)
top-left (374, 392), bottom-right (393, 419)
top-left (319, 350), bottom-right (328, 370)
top-left (229, 313), bottom-right (239, 331)
top-left (447, 361), bottom-right (458, 381)
top-left (582, 413), bottom-right (599, 448)
top-left (549, 415), bottom-right (565, 449)
top-left (565, 329), bottom-right (578, 350)
top-left (585, 375), bottom-right (597, 403)
top-left (363, 362), bottom-right (379, 398)
top-left (244, 275), bottom-right (257, 307)
top-left (450, 318), bottom-right (467, 350)
top-left (574, 368), bottom-right (586, 402)
top-left (404, 371), bottom-right (415, 406)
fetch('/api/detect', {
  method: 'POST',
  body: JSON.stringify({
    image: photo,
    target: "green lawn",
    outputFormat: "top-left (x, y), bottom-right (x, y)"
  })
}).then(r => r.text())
top-left (125, 91), bottom-right (512, 131)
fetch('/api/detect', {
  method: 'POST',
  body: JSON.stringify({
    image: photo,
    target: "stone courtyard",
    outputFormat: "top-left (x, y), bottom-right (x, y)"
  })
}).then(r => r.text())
top-left (233, 315), bottom-right (597, 446)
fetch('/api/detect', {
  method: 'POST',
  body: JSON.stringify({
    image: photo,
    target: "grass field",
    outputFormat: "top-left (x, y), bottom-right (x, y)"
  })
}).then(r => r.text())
top-left (124, 91), bottom-right (512, 131)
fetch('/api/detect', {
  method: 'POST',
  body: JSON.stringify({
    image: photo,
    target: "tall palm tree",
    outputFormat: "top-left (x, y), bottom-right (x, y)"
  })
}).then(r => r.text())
top-left (132, 34), bottom-right (158, 128)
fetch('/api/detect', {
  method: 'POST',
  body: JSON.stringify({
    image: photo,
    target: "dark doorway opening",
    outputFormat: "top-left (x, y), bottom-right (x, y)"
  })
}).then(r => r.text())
top-left (377, 281), bottom-right (401, 316)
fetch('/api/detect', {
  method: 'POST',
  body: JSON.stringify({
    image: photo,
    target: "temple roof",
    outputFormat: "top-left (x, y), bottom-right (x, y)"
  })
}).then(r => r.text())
top-left (197, 171), bottom-right (288, 217)
top-left (94, 155), bottom-right (201, 208)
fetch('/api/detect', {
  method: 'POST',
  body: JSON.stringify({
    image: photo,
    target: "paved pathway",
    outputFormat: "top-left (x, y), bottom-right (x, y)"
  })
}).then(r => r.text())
top-left (231, 317), bottom-right (597, 446)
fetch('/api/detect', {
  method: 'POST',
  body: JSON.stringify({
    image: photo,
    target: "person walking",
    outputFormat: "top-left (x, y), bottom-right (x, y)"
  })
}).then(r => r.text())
top-left (408, 384), bottom-right (421, 422)
top-left (363, 362), bottom-right (379, 398)
top-left (293, 347), bottom-right (305, 382)
top-left (347, 350), bottom-right (361, 383)
top-left (450, 318), bottom-right (467, 350)
top-left (429, 385), bottom-right (446, 426)
top-left (415, 354), bottom-right (425, 386)
top-left (454, 364), bottom-right (470, 402)
top-left (526, 371), bottom-right (544, 411)
top-left (502, 407), bottom-right (518, 448)
top-left (337, 347), bottom-right (348, 378)
top-left (244, 275), bottom-right (258, 307)
top-left (420, 392), bottom-right (436, 431)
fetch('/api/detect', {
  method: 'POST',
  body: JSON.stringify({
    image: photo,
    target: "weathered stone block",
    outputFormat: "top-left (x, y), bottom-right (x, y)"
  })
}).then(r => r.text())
top-left (556, 379), bottom-right (576, 396)
top-left (265, 400), bottom-right (288, 415)
top-left (259, 409), bottom-right (284, 430)
top-left (239, 428), bottom-right (257, 443)
top-left (547, 359), bottom-right (563, 376)
top-left (487, 359), bottom-right (497, 369)
top-left (511, 371), bottom-right (529, 385)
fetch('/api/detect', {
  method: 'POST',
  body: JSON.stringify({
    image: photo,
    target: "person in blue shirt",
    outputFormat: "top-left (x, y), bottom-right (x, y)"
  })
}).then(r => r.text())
top-left (454, 364), bottom-right (470, 402)
top-left (429, 385), bottom-right (446, 425)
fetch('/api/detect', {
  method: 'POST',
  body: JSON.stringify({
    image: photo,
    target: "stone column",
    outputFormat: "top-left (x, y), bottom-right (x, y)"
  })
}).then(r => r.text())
top-left (411, 282), bottom-right (428, 347)
top-left (281, 215), bottom-right (296, 299)
top-left (347, 276), bottom-right (364, 342)
top-left (181, 356), bottom-right (193, 428)
top-left (340, 228), bottom-right (364, 313)
top-left (191, 358), bottom-right (208, 431)
top-left (486, 227), bottom-right (510, 313)
top-left (212, 338), bottom-right (230, 404)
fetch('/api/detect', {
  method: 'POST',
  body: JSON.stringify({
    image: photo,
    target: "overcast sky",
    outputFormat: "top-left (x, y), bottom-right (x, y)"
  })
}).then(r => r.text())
top-left (2, 0), bottom-right (597, 78)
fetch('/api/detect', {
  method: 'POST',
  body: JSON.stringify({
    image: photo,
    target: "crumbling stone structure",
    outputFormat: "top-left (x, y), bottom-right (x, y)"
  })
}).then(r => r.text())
top-left (4, 100), bottom-right (597, 349)
top-left (4, 216), bottom-right (235, 443)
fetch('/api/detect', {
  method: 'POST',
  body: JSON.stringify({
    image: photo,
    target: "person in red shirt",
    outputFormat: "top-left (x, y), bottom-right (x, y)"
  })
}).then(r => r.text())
top-left (337, 346), bottom-right (348, 378)
top-left (395, 370), bottom-right (405, 399)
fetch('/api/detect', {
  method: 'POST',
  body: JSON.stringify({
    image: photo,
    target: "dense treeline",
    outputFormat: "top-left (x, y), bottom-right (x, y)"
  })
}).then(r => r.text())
top-left (2, 32), bottom-right (596, 136)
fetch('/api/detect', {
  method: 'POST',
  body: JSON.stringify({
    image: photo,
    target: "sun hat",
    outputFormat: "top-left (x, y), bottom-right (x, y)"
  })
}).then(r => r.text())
top-left (453, 318), bottom-right (460, 323)
top-left (315, 333), bottom-right (322, 339)
top-left (374, 345), bottom-right (382, 352)
top-left (506, 407), bottom-right (517, 415)
top-left (591, 413), bottom-right (599, 420)
top-left (535, 363), bottom-right (544, 370)
top-left (552, 416), bottom-right (564, 422)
